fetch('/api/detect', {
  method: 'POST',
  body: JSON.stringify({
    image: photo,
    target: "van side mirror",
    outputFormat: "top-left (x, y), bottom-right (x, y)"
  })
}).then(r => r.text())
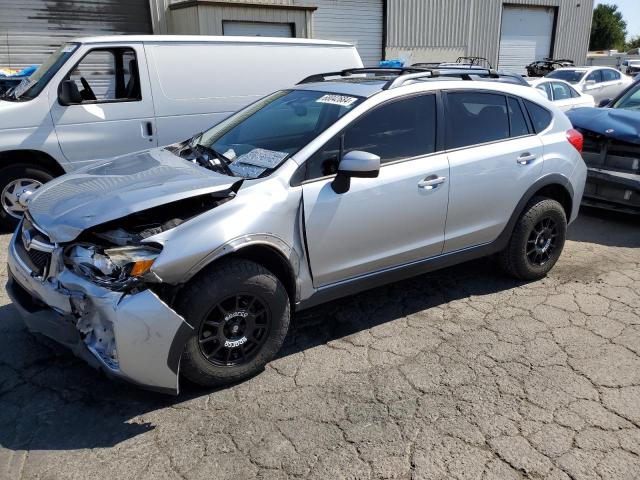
top-left (598, 98), bottom-right (611, 107)
top-left (58, 79), bottom-right (82, 105)
top-left (331, 150), bottom-right (380, 194)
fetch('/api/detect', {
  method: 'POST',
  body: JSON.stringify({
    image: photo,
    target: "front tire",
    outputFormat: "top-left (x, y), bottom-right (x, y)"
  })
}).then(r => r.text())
top-left (498, 197), bottom-right (567, 280)
top-left (0, 163), bottom-right (54, 230)
top-left (177, 259), bottom-right (290, 387)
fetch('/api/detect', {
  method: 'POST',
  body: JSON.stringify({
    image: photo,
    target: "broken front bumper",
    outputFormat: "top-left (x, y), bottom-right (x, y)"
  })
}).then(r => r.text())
top-left (6, 230), bottom-right (193, 395)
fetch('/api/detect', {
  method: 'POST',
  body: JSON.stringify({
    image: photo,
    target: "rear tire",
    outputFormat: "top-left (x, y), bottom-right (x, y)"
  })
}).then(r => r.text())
top-left (0, 163), bottom-right (54, 231)
top-left (498, 196), bottom-right (567, 280)
top-left (177, 259), bottom-right (290, 387)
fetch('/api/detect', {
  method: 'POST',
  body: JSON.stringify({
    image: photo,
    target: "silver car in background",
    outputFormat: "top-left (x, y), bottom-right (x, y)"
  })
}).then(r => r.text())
top-left (6, 68), bottom-right (587, 394)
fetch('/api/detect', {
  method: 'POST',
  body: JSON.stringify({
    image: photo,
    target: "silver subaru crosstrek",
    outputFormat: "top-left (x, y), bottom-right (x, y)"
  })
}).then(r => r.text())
top-left (6, 68), bottom-right (587, 394)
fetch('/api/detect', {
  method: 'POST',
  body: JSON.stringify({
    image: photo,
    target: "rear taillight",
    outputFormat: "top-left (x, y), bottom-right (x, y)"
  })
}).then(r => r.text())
top-left (566, 129), bottom-right (583, 154)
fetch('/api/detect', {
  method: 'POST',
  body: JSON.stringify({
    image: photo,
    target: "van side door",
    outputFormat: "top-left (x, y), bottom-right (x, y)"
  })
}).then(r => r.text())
top-left (50, 44), bottom-right (156, 167)
top-left (443, 91), bottom-right (544, 253)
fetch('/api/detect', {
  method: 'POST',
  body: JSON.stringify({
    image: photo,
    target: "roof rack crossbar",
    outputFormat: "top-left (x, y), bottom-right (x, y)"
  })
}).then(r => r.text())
top-left (297, 66), bottom-right (505, 89)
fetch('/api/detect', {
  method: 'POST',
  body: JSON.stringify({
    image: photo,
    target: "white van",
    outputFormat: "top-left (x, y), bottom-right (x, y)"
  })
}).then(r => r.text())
top-left (0, 35), bottom-right (363, 227)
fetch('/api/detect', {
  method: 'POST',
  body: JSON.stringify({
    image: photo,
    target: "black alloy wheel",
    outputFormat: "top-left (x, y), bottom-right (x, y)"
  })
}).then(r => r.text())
top-left (198, 294), bottom-right (271, 366)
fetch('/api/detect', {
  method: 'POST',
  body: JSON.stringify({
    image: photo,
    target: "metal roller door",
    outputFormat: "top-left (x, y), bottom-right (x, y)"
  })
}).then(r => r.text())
top-left (498, 6), bottom-right (555, 76)
top-left (0, 0), bottom-right (152, 69)
top-left (223, 21), bottom-right (294, 38)
top-left (300, 0), bottom-right (383, 67)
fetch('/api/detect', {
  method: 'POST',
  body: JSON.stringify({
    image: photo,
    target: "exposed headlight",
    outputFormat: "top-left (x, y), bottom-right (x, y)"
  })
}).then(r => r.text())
top-left (66, 244), bottom-right (162, 288)
top-left (103, 246), bottom-right (161, 277)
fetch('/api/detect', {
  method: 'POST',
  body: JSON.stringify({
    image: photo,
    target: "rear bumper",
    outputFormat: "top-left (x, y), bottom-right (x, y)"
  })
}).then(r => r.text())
top-left (6, 232), bottom-right (193, 395)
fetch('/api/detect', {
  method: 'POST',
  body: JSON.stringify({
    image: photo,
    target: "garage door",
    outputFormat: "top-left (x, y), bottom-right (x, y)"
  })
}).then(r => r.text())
top-left (498, 6), bottom-right (555, 76)
top-left (223, 21), bottom-right (294, 38)
top-left (299, 0), bottom-right (383, 67)
top-left (0, 0), bottom-right (151, 69)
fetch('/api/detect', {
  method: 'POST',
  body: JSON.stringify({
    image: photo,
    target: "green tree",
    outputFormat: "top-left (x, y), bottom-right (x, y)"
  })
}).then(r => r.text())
top-left (589, 3), bottom-right (627, 51)
top-left (626, 35), bottom-right (640, 51)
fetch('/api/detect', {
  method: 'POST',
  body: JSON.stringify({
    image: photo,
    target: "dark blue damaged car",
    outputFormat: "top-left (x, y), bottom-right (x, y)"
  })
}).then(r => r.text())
top-left (567, 80), bottom-right (640, 214)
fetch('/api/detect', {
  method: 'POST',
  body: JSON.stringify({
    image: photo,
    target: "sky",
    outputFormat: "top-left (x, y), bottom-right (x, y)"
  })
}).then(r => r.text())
top-left (596, 0), bottom-right (640, 40)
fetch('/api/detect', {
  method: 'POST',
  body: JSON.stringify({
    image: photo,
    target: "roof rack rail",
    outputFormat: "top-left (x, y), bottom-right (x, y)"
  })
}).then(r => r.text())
top-left (297, 66), bottom-right (504, 90)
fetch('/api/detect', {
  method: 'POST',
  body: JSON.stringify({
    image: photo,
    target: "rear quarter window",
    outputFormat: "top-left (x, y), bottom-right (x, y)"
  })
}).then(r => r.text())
top-left (524, 100), bottom-right (552, 133)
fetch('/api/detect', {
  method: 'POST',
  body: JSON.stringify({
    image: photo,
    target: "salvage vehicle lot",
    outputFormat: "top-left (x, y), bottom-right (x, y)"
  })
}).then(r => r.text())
top-left (0, 208), bottom-right (639, 480)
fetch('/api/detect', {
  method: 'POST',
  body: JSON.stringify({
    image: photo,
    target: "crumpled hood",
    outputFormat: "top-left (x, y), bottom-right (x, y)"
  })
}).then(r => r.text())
top-left (567, 107), bottom-right (640, 144)
top-left (27, 148), bottom-right (240, 243)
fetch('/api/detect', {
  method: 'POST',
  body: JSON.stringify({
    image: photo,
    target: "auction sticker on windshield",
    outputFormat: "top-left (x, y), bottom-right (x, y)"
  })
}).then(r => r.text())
top-left (316, 94), bottom-right (358, 107)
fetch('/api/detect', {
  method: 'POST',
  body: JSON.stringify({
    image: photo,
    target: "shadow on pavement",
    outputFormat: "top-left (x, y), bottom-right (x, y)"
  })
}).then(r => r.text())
top-left (568, 207), bottom-right (639, 248)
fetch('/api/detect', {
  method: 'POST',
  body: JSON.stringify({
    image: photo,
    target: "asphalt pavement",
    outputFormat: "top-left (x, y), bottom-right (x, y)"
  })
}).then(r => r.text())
top-left (0, 207), bottom-right (639, 480)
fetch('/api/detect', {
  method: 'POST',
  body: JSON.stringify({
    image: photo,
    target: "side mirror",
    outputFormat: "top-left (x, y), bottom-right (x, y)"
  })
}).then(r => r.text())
top-left (597, 98), bottom-right (611, 108)
top-left (331, 150), bottom-right (380, 194)
top-left (584, 80), bottom-right (596, 88)
top-left (58, 79), bottom-right (82, 105)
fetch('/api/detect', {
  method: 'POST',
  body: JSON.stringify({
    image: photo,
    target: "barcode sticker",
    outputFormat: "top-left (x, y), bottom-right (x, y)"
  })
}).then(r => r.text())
top-left (316, 94), bottom-right (358, 107)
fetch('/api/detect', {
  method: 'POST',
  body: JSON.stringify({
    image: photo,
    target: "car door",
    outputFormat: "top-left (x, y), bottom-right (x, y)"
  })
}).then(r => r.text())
top-left (301, 93), bottom-right (450, 287)
top-left (50, 44), bottom-right (156, 167)
top-left (443, 92), bottom-right (544, 253)
top-left (549, 81), bottom-right (577, 111)
top-left (582, 69), bottom-right (605, 102)
top-left (600, 68), bottom-right (625, 99)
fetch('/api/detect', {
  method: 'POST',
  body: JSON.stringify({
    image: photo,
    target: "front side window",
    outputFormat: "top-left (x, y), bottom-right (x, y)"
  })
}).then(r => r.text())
top-left (304, 94), bottom-right (437, 180)
top-left (64, 48), bottom-right (140, 103)
top-left (446, 92), bottom-right (509, 149)
top-left (546, 69), bottom-right (586, 84)
top-left (197, 89), bottom-right (364, 178)
top-left (612, 83), bottom-right (640, 111)
top-left (551, 82), bottom-right (572, 100)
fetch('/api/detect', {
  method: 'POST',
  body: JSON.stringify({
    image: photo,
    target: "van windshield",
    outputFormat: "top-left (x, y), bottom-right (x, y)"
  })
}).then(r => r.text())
top-left (191, 89), bottom-right (364, 179)
top-left (2, 43), bottom-right (79, 101)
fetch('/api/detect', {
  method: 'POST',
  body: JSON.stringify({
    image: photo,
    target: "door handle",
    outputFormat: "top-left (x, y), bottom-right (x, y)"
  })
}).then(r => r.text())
top-left (517, 153), bottom-right (537, 165)
top-left (418, 175), bottom-right (446, 190)
top-left (142, 121), bottom-right (154, 140)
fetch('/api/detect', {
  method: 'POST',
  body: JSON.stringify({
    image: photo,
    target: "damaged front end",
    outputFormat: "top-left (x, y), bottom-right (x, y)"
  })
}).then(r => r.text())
top-left (6, 213), bottom-right (195, 394)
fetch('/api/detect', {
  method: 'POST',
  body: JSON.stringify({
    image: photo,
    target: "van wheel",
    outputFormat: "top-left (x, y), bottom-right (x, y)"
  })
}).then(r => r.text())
top-left (498, 196), bottom-right (567, 280)
top-left (177, 259), bottom-right (290, 387)
top-left (0, 164), bottom-right (54, 230)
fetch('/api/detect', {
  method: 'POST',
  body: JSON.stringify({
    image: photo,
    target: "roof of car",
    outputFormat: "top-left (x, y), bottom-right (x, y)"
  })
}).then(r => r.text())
top-left (295, 77), bottom-right (544, 104)
top-left (68, 35), bottom-right (353, 47)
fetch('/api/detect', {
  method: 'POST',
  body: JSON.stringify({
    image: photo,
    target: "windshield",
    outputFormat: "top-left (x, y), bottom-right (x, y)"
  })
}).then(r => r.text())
top-left (193, 89), bottom-right (364, 178)
top-left (612, 83), bottom-right (640, 111)
top-left (546, 69), bottom-right (586, 84)
top-left (3, 43), bottom-right (79, 101)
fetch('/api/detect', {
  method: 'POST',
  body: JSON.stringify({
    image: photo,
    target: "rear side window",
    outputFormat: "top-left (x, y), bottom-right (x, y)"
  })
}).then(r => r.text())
top-left (507, 97), bottom-right (530, 137)
top-left (536, 83), bottom-right (552, 100)
top-left (586, 70), bottom-right (603, 83)
top-left (602, 69), bottom-right (620, 81)
top-left (524, 100), bottom-right (552, 133)
top-left (446, 92), bottom-right (509, 149)
top-left (551, 82), bottom-right (572, 100)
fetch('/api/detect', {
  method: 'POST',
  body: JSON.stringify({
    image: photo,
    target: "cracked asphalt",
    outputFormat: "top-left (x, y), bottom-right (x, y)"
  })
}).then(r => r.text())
top-left (0, 207), bottom-right (639, 480)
